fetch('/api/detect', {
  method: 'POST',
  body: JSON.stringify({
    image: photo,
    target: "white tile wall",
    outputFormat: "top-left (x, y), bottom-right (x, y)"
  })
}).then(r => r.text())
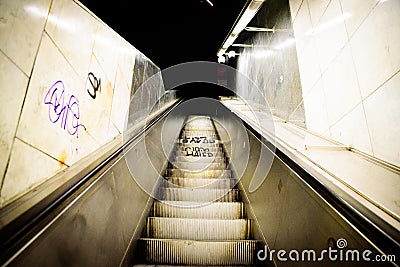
top-left (16, 33), bottom-right (100, 166)
top-left (0, 0), bottom-right (51, 75)
top-left (111, 66), bottom-right (132, 133)
top-left (314, 0), bottom-right (349, 72)
top-left (303, 80), bottom-right (330, 134)
top-left (92, 23), bottom-right (120, 83)
top-left (292, 0), bottom-right (313, 54)
top-left (349, 0), bottom-right (400, 98)
top-left (289, 0), bottom-right (303, 23)
top-left (291, 0), bottom-right (400, 166)
top-left (296, 37), bottom-right (322, 94)
top-left (307, 0), bottom-right (331, 27)
top-left (339, 0), bottom-right (379, 37)
top-left (364, 71), bottom-right (400, 166)
top-left (321, 45), bottom-right (361, 125)
top-left (1, 139), bottom-right (66, 205)
top-left (329, 103), bottom-right (372, 154)
top-left (83, 53), bottom-right (114, 145)
top-left (0, 0), bottom-right (164, 205)
top-left (45, 0), bottom-right (98, 81)
top-left (0, 52), bottom-right (29, 185)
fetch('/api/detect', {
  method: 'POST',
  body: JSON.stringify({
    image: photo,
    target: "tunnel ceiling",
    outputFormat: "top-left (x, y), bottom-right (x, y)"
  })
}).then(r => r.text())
top-left (80, 0), bottom-right (247, 70)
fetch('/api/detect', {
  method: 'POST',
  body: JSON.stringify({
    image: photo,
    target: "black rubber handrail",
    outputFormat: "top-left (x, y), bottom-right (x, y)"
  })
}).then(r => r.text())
top-left (0, 99), bottom-right (182, 266)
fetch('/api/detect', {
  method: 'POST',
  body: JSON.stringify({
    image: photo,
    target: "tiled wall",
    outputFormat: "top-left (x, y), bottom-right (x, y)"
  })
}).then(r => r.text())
top-left (289, 0), bottom-right (400, 166)
top-left (235, 0), bottom-right (306, 127)
top-left (0, 0), bottom-right (164, 206)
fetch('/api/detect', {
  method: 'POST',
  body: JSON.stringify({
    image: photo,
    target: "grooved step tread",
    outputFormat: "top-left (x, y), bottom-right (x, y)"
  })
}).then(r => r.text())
top-left (140, 238), bottom-right (256, 265)
top-left (166, 169), bottom-right (231, 178)
top-left (153, 201), bottom-right (244, 219)
top-left (170, 162), bottom-right (227, 169)
top-left (163, 177), bottom-right (234, 189)
top-left (174, 156), bottom-right (226, 162)
top-left (147, 217), bottom-right (250, 240)
top-left (160, 188), bottom-right (239, 202)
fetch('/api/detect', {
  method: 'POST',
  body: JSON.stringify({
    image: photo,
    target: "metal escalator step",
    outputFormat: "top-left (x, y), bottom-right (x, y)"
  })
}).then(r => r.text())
top-left (163, 177), bottom-right (233, 189)
top-left (141, 238), bottom-right (256, 265)
top-left (177, 146), bottom-right (224, 153)
top-left (147, 217), bottom-right (250, 240)
top-left (170, 161), bottom-right (227, 171)
top-left (133, 265), bottom-right (251, 267)
top-left (160, 188), bottom-right (239, 202)
top-left (166, 169), bottom-right (231, 178)
top-left (153, 201), bottom-right (244, 219)
top-left (174, 151), bottom-right (225, 158)
top-left (174, 155), bottom-right (226, 163)
top-left (177, 139), bottom-right (224, 144)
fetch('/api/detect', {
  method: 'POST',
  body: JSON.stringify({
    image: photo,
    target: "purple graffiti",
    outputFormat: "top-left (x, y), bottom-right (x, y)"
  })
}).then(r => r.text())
top-left (44, 80), bottom-right (86, 138)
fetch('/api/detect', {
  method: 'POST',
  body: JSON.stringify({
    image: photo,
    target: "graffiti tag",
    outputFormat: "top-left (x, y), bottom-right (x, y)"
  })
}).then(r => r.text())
top-left (182, 136), bottom-right (215, 144)
top-left (185, 147), bottom-right (213, 157)
top-left (44, 80), bottom-right (86, 138)
top-left (87, 72), bottom-right (101, 99)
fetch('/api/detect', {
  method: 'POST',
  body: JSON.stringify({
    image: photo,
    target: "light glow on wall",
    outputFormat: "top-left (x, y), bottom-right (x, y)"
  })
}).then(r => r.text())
top-left (306, 13), bottom-right (352, 36)
top-left (25, 5), bottom-right (76, 33)
top-left (274, 38), bottom-right (296, 50)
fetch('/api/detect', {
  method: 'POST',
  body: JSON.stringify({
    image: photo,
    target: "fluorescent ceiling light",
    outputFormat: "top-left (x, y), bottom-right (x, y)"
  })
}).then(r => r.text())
top-left (217, 49), bottom-right (227, 57)
top-left (205, 0), bottom-right (214, 7)
top-left (232, 2), bottom-right (263, 35)
top-left (245, 26), bottom-right (275, 32)
top-left (227, 51), bottom-right (240, 58)
top-left (217, 0), bottom-right (265, 57)
top-left (232, 44), bottom-right (254, 48)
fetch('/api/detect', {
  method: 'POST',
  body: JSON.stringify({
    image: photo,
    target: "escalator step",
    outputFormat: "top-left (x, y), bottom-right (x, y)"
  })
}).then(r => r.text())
top-left (160, 188), bottom-right (239, 202)
top-left (174, 155), bottom-right (226, 163)
top-left (153, 201), bottom-right (244, 219)
top-left (147, 217), bottom-right (250, 240)
top-left (140, 238), bottom-right (256, 265)
top-left (170, 161), bottom-right (228, 171)
top-left (177, 146), bottom-right (224, 153)
top-left (166, 169), bottom-right (231, 178)
top-left (162, 178), bottom-right (234, 189)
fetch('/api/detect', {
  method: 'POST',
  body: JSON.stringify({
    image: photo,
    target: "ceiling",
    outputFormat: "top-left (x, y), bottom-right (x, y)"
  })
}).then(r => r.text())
top-left (79, 0), bottom-right (247, 70)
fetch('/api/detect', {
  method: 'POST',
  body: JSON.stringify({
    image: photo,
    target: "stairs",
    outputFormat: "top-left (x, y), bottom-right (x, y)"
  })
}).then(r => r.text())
top-left (134, 115), bottom-right (257, 266)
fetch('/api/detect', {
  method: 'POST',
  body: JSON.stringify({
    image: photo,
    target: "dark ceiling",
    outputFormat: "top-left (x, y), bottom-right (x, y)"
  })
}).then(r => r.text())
top-left (79, 0), bottom-right (247, 70)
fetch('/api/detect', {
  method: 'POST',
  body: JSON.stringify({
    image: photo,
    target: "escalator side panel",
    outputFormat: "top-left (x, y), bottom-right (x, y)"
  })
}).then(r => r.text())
top-left (232, 130), bottom-right (393, 266)
top-left (8, 157), bottom-right (147, 267)
top-left (6, 111), bottom-right (186, 267)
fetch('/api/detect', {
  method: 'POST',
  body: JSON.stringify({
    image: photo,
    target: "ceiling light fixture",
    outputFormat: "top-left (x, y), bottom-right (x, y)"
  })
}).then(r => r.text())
top-left (227, 51), bottom-right (240, 58)
top-left (232, 44), bottom-right (254, 48)
top-left (217, 0), bottom-right (266, 58)
top-left (245, 26), bottom-right (274, 32)
top-left (205, 0), bottom-right (214, 7)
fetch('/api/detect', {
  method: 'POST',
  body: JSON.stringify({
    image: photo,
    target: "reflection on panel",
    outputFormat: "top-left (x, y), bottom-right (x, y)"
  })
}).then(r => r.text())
top-left (235, 0), bottom-right (305, 127)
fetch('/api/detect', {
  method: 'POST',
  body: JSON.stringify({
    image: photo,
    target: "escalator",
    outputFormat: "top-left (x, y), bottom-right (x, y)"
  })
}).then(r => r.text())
top-left (135, 115), bottom-right (256, 266)
top-left (0, 100), bottom-right (398, 267)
